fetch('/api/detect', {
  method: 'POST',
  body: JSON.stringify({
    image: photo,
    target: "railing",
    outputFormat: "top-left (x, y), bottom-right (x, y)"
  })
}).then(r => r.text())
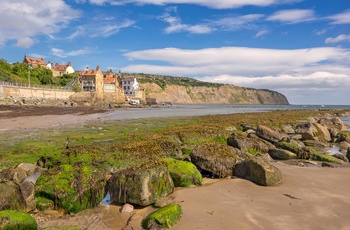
top-left (0, 81), bottom-right (73, 91)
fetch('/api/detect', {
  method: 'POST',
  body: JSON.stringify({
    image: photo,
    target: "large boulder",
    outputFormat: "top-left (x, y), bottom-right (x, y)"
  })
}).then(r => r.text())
top-left (190, 143), bottom-right (246, 178)
top-left (35, 164), bottom-right (107, 213)
top-left (295, 122), bottom-right (331, 142)
top-left (234, 157), bottom-right (284, 186)
top-left (163, 158), bottom-right (202, 187)
top-left (256, 125), bottom-right (287, 145)
top-left (227, 132), bottom-right (275, 154)
top-left (108, 161), bottom-right (174, 206)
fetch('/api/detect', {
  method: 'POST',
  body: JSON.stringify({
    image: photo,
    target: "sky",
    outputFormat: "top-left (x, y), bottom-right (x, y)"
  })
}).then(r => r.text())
top-left (1, 0), bottom-right (350, 105)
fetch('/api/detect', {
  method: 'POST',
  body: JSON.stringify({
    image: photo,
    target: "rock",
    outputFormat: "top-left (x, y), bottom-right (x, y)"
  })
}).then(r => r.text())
top-left (121, 203), bottom-right (134, 213)
top-left (35, 164), bottom-right (107, 213)
top-left (256, 125), bottom-right (287, 145)
top-left (234, 157), bottom-right (284, 186)
top-left (313, 123), bottom-right (331, 142)
top-left (163, 158), bottom-right (202, 187)
top-left (15, 163), bottom-right (37, 177)
top-left (318, 117), bottom-right (348, 131)
top-left (332, 153), bottom-right (349, 162)
top-left (0, 210), bottom-right (37, 229)
top-left (108, 161), bottom-right (174, 206)
top-left (0, 181), bottom-right (25, 211)
top-left (268, 149), bottom-right (298, 160)
top-left (141, 204), bottom-right (182, 230)
top-left (295, 122), bottom-right (318, 140)
top-left (339, 141), bottom-right (350, 154)
top-left (190, 142), bottom-right (246, 178)
top-left (281, 124), bottom-right (295, 134)
top-left (227, 132), bottom-right (274, 154)
top-left (20, 181), bottom-right (36, 212)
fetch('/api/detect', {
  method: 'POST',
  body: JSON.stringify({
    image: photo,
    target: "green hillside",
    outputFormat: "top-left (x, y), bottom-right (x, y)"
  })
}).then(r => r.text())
top-left (0, 58), bottom-right (77, 87)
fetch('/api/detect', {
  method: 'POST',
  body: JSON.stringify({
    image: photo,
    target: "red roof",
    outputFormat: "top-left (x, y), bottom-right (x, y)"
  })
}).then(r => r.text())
top-left (23, 56), bottom-right (46, 66)
top-left (104, 77), bottom-right (115, 83)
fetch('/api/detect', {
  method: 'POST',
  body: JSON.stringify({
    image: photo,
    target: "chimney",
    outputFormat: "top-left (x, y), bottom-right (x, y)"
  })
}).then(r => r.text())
top-left (55, 63), bottom-right (59, 68)
top-left (96, 65), bottom-right (100, 70)
top-left (68, 61), bottom-right (71, 66)
top-left (84, 67), bottom-right (89, 73)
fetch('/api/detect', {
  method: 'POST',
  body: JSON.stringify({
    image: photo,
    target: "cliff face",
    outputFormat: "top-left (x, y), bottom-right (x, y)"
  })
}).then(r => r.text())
top-left (140, 83), bottom-right (289, 104)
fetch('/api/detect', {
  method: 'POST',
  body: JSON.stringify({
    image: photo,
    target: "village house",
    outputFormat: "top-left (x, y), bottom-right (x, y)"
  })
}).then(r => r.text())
top-left (23, 55), bottom-right (50, 69)
top-left (51, 62), bottom-right (75, 77)
top-left (122, 77), bottom-right (139, 96)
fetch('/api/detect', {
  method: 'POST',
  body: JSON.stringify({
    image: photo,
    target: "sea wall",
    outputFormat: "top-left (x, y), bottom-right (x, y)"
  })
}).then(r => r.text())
top-left (0, 85), bottom-right (74, 100)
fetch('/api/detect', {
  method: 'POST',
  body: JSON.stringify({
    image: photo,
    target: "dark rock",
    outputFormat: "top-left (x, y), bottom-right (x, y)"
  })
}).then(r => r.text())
top-left (190, 143), bottom-right (247, 178)
top-left (227, 132), bottom-right (274, 154)
top-left (332, 153), bottom-right (349, 162)
top-left (234, 157), bottom-right (284, 186)
top-left (108, 161), bottom-right (174, 206)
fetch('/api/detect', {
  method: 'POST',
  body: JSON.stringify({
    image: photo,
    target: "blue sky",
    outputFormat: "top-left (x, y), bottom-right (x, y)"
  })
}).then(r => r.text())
top-left (1, 0), bottom-right (350, 105)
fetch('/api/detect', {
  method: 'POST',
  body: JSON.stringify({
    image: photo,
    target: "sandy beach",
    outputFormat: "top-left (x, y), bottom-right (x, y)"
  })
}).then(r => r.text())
top-left (1, 105), bottom-right (350, 229)
top-left (35, 162), bottom-right (350, 230)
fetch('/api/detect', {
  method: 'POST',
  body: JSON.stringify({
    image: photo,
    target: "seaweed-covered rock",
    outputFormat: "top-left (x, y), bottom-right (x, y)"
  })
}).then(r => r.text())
top-left (190, 143), bottom-right (246, 178)
top-left (256, 125), bottom-right (287, 145)
top-left (318, 117), bottom-right (348, 131)
top-left (163, 158), bottom-right (202, 187)
top-left (268, 149), bottom-right (298, 160)
top-left (0, 210), bottom-right (37, 230)
top-left (35, 164), bottom-right (107, 213)
top-left (234, 157), bottom-right (284, 186)
top-left (108, 161), bottom-right (174, 206)
top-left (227, 132), bottom-right (274, 154)
top-left (142, 204), bottom-right (182, 230)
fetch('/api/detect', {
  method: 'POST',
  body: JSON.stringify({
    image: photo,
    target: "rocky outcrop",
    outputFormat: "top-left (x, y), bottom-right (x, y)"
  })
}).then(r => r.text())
top-left (190, 143), bottom-right (246, 178)
top-left (108, 161), bottom-right (174, 206)
top-left (140, 83), bottom-right (289, 104)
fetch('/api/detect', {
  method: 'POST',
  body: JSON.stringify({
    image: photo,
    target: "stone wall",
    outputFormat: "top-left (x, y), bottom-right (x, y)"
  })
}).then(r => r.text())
top-left (0, 85), bottom-right (75, 100)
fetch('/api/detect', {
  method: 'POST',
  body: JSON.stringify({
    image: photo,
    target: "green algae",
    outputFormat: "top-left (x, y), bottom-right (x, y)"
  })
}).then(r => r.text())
top-left (141, 204), bottom-right (182, 229)
top-left (0, 210), bottom-right (37, 230)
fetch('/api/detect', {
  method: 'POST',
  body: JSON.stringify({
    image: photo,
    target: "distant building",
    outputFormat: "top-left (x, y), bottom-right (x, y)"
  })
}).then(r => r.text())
top-left (122, 77), bottom-right (139, 96)
top-left (23, 55), bottom-right (47, 68)
top-left (103, 69), bottom-right (123, 92)
top-left (79, 66), bottom-right (103, 92)
top-left (52, 62), bottom-right (75, 76)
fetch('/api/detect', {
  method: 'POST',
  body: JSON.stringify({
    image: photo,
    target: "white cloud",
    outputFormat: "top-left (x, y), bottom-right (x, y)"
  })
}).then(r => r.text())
top-left (328, 9), bottom-right (350, 24)
top-left (160, 10), bottom-right (263, 34)
top-left (315, 28), bottom-right (327, 36)
top-left (51, 47), bottom-right (92, 58)
top-left (122, 46), bottom-right (350, 104)
top-left (79, 0), bottom-right (302, 9)
top-left (325, 34), bottom-right (350, 44)
top-left (267, 9), bottom-right (316, 24)
top-left (255, 29), bottom-right (270, 38)
top-left (0, 0), bottom-right (80, 47)
top-left (15, 37), bottom-right (35, 48)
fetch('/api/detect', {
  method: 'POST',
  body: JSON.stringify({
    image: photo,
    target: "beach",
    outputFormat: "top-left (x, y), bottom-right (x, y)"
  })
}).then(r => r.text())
top-left (36, 162), bottom-right (350, 230)
top-left (1, 104), bottom-right (350, 229)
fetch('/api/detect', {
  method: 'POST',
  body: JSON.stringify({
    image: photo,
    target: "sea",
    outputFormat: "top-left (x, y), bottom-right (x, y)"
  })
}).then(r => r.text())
top-left (102, 104), bottom-right (350, 122)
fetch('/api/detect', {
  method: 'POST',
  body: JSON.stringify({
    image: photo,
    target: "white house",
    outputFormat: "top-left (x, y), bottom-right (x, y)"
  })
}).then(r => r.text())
top-left (122, 77), bottom-right (139, 96)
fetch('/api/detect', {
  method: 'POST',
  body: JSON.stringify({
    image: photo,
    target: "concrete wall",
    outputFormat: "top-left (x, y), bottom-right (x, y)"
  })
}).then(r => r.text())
top-left (0, 85), bottom-right (75, 100)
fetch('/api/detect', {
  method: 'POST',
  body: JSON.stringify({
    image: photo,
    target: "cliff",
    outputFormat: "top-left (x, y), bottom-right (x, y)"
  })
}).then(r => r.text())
top-left (132, 74), bottom-right (289, 104)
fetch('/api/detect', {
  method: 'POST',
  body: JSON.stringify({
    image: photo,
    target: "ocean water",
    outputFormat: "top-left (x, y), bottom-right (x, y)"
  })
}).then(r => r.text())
top-left (102, 104), bottom-right (350, 121)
